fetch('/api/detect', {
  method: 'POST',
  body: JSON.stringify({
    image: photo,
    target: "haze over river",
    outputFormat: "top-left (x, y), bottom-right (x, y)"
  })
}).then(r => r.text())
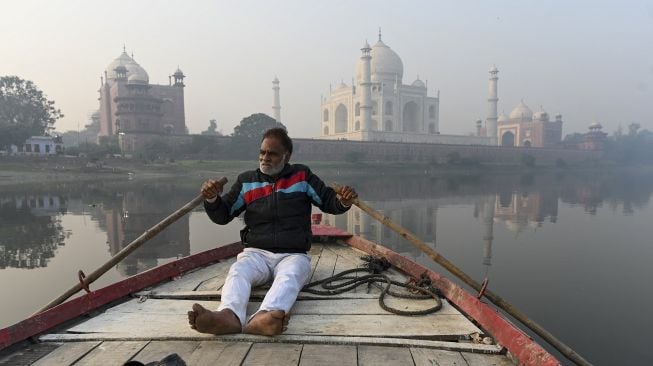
top-left (1, 167), bottom-right (652, 365)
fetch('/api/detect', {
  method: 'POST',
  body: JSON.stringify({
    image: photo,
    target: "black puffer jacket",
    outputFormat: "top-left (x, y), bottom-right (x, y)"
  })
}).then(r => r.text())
top-left (204, 163), bottom-right (349, 253)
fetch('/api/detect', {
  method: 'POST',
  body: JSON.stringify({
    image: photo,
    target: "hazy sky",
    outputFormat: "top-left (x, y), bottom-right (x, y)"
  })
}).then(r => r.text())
top-left (2, 0), bottom-right (652, 137)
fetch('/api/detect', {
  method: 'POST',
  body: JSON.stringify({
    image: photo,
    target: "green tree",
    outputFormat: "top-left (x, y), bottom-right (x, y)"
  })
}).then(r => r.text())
top-left (0, 76), bottom-right (64, 149)
top-left (232, 113), bottom-right (285, 140)
top-left (229, 113), bottom-right (286, 159)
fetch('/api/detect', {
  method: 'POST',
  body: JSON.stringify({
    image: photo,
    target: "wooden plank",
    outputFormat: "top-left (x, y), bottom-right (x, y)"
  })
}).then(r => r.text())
top-left (0, 342), bottom-right (60, 366)
top-left (150, 260), bottom-right (233, 293)
top-left (299, 344), bottom-right (356, 366)
top-left (194, 258), bottom-right (237, 291)
top-left (102, 298), bottom-right (459, 317)
top-left (130, 341), bottom-right (199, 364)
top-left (64, 312), bottom-right (481, 340)
top-left (40, 333), bottom-right (503, 354)
top-left (137, 290), bottom-right (382, 300)
top-left (307, 244), bottom-right (324, 282)
top-left (309, 246), bottom-right (337, 283)
top-left (358, 345), bottom-right (415, 366)
top-left (411, 347), bottom-right (469, 366)
top-left (186, 341), bottom-right (252, 366)
top-left (73, 341), bottom-right (148, 366)
top-left (461, 352), bottom-right (515, 366)
top-left (242, 343), bottom-right (302, 366)
top-left (31, 341), bottom-right (101, 365)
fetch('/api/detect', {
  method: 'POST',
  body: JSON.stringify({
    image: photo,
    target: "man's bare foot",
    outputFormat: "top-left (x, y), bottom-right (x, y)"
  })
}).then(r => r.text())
top-left (243, 310), bottom-right (290, 336)
top-left (187, 303), bottom-right (241, 335)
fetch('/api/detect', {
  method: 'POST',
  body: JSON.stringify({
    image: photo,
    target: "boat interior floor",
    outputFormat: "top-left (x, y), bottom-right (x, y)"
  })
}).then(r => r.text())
top-left (2, 242), bottom-right (516, 365)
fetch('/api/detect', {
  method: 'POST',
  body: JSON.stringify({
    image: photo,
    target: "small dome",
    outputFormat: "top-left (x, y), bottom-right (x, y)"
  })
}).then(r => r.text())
top-left (338, 81), bottom-right (348, 89)
top-left (125, 60), bottom-right (149, 84)
top-left (128, 73), bottom-right (148, 84)
top-left (174, 67), bottom-right (184, 77)
top-left (533, 108), bottom-right (549, 121)
top-left (498, 113), bottom-right (509, 123)
top-left (489, 65), bottom-right (498, 73)
top-left (411, 78), bottom-right (426, 88)
top-left (356, 37), bottom-right (404, 84)
top-left (509, 100), bottom-right (533, 121)
top-left (589, 122), bottom-right (602, 130)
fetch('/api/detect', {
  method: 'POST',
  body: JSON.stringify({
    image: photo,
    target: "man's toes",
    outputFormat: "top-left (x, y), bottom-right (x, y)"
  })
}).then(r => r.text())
top-left (192, 303), bottom-right (207, 313)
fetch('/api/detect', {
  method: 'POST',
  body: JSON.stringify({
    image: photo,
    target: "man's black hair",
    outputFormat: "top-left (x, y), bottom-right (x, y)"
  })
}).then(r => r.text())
top-left (262, 127), bottom-right (293, 155)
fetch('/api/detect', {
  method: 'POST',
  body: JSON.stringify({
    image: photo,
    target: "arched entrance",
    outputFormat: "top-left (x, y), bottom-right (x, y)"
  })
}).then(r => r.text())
top-left (403, 101), bottom-right (419, 132)
top-left (335, 104), bottom-right (348, 133)
top-left (501, 131), bottom-right (515, 147)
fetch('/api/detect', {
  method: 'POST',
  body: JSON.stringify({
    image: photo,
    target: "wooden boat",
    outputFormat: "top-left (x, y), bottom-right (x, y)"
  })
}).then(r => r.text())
top-left (0, 225), bottom-right (559, 365)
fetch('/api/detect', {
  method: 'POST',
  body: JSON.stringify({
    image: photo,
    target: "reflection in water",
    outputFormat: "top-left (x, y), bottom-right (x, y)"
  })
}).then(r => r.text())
top-left (0, 195), bottom-right (68, 269)
top-left (321, 170), bottom-right (653, 279)
top-left (1, 170), bottom-right (652, 274)
top-left (0, 181), bottom-right (196, 274)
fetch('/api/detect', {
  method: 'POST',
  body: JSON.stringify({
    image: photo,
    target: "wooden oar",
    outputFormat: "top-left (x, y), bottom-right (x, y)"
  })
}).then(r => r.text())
top-left (33, 177), bottom-right (228, 316)
top-left (332, 183), bottom-right (591, 366)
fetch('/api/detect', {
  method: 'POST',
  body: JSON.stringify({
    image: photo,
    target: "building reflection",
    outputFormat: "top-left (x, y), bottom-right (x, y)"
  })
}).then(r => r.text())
top-left (322, 189), bottom-right (560, 275)
top-left (99, 186), bottom-right (191, 276)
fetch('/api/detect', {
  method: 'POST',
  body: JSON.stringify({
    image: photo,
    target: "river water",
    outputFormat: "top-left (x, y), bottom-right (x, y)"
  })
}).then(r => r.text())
top-left (1, 167), bottom-right (651, 365)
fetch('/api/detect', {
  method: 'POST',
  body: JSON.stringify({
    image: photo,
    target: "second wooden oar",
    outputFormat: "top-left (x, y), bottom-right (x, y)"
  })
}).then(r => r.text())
top-left (332, 183), bottom-right (591, 366)
top-left (33, 177), bottom-right (228, 315)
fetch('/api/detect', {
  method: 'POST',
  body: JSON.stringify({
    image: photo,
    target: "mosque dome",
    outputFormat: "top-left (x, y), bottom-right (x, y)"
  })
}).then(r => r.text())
top-left (105, 51), bottom-right (133, 80)
top-left (356, 37), bottom-right (404, 84)
top-left (589, 122), bottom-right (602, 130)
top-left (105, 51), bottom-right (149, 83)
top-left (411, 78), bottom-right (426, 88)
top-left (498, 113), bottom-right (509, 123)
top-left (337, 81), bottom-right (348, 89)
top-left (509, 100), bottom-right (533, 121)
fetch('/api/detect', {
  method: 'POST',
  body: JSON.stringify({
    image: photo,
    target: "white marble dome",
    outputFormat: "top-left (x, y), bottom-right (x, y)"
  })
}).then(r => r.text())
top-left (498, 113), bottom-right (509, 123)
top-left (509, 101), bottom-right (533, 121)
top-left (356, 38), bottom-right (404, 83)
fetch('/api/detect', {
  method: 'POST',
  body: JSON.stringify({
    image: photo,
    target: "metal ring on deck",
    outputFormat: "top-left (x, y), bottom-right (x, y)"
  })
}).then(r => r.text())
top-left (78, 270), bottom-right (91, 293)
top-left (477, 278), bottom-right (489, 299)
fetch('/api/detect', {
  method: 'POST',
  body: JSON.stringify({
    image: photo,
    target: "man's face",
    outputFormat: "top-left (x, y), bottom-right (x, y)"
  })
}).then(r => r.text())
top-left (259, 137), bottom-right (288, 176)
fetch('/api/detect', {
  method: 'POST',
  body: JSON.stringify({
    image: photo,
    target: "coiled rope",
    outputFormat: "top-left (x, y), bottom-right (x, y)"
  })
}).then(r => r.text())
top-left (302, 255), bottom-right (443, 316)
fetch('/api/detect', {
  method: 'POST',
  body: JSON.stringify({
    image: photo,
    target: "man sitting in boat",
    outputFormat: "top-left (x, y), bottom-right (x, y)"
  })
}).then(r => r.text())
top-left (188, 127), bottom-right (357, 336)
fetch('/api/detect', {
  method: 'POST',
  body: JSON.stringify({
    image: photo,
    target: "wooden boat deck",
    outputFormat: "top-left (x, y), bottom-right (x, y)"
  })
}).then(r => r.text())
top-left (1, 242), bottom-right (516, 365)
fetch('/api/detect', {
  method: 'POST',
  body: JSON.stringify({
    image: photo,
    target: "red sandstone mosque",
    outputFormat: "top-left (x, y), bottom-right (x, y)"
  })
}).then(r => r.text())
top-left (97, 48), bottom-right (188, 151)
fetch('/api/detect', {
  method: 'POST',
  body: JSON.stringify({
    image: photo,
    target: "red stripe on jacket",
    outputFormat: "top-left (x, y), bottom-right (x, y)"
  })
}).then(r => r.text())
top-left (243, 171), bottom-right (307, 204)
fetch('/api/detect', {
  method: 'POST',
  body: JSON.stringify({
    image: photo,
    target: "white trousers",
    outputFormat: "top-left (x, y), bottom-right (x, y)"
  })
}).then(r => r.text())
top-left (217, 247), bottom-right (311, 327)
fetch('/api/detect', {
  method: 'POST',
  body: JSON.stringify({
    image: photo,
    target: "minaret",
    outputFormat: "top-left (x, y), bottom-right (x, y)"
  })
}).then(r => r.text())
top-left (486, 65), bottom-right (499, 142)
top-left (272, 76), bottom-right (281, 123)
top-left (359, 41), bottom-right (372, 133)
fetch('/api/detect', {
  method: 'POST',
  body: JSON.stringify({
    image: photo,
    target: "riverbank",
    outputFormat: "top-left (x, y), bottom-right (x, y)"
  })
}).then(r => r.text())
top-left (2, 155), bottom-right (652, 188)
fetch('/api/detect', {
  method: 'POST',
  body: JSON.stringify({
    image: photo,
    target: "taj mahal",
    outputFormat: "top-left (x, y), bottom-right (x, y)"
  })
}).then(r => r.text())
top-left (307, 31), bottom-right (563, 148)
